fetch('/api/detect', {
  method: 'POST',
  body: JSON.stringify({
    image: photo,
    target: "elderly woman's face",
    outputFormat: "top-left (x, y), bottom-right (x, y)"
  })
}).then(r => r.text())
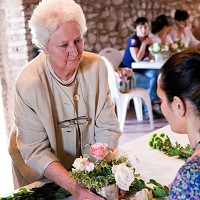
top-left (43, 21), bottom-right (84, 74)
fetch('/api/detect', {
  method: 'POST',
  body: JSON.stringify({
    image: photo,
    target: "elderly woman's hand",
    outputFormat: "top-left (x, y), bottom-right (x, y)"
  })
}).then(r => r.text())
top-left (74, 187), bottom-right (106, 200)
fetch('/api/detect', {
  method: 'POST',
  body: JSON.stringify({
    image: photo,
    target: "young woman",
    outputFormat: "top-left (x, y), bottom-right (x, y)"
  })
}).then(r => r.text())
top-left (121, 17), bottom-right (161, 119)
top-left (150, 14), bottom-right (173, 47)
top-left (157, 48), bottom-right (200, 199)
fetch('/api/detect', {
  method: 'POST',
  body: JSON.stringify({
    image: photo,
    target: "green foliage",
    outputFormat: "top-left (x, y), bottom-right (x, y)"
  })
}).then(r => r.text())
top-left (0, 182), bottom-right (71, 200)
top-left (148, 179), bottom-right (169, 198)
top-left (71, 158), bottom-right (121, 191)
top-left (149, 133), bottom-right (192, 160)
top-left (125, 178), bottom-right (169, 199)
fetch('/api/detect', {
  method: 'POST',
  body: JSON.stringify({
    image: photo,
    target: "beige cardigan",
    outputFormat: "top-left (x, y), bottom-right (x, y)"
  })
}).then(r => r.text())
top-left (9, 51), bottom-right (121, 188)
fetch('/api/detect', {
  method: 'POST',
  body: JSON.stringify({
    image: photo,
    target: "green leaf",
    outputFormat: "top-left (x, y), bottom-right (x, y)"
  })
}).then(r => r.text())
top-left (57, 188), bottom-right (71, 196)
top-left (148, 133), bottom-right (191, 160)
top-left (152, 187), bottom-right (168, 198)
top-left (148, 179), bottom-right (162, 188)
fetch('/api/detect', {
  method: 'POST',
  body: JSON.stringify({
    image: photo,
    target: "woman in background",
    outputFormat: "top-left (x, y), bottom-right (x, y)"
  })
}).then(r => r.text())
top-left (170, 9), bottom-right (200, 47)
top-left (157, 48), bottom-right (200, 199)
top-left (121, 17), bottom-right (162, 119)
top-left (150, 14), bottom-right (173, 47)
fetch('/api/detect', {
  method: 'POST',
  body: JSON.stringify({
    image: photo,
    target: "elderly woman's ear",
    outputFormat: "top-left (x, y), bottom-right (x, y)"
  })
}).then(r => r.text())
top-left (41, 47), bottom-right (48, 55)
top-left (172, 96), bottom-right (186, 117)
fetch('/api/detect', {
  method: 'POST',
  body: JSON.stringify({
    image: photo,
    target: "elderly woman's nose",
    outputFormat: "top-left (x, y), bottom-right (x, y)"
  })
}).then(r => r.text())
top-left (68, 44), bottom-right (78, 56)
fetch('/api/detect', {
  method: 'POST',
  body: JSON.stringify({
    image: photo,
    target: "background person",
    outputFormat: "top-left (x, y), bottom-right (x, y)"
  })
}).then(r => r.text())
top-left (121, 17), bottom-right (162, 119)
top-left (150, 14), bottom-right (173, 47)
top-left (170, 9), bottom-right (200, 47)
top-left (8, 0), bottom-right (121, 199)
top-left (157, 48), bottom-right (200, 199)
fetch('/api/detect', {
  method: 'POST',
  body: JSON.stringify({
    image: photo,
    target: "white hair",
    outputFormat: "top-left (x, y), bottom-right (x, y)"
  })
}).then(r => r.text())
top-left (29, 0), bottom-right (87, 48)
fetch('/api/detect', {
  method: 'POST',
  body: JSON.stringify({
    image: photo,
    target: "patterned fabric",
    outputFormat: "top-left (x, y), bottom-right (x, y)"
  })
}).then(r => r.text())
top-left (168, 155), bottom-right (200, 200)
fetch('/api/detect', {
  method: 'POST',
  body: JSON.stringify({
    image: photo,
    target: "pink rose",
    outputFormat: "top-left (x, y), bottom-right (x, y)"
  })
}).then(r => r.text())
top-left (90, 143), bottom-right (108, 160)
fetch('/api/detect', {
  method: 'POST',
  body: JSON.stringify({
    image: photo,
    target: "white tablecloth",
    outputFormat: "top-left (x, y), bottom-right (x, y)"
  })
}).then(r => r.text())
top-left (131, 60), bottom-right (165, 69)
top-left (119, 125), bottom-right (189, 186)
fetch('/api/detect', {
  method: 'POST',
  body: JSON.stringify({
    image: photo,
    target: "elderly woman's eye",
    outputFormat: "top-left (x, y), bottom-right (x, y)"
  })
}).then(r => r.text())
top-left (60, 44), bottom-right (68, 48)
top-left (75, 38), bottom-right (82, 44)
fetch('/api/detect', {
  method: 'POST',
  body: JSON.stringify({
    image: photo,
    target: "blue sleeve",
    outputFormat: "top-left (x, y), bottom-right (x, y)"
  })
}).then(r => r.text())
top-left (130, 35), bottom-right (140, 48)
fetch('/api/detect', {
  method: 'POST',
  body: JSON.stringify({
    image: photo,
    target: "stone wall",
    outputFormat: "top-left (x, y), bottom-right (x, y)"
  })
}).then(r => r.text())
top-left (23, 0), bottom-right (200, 60)
top-left (1, 0), bottom-right (200, 134)
top-left (0, 0), bottom-right (28, 133)
top-left (77, 0), bottom-right (200, 53)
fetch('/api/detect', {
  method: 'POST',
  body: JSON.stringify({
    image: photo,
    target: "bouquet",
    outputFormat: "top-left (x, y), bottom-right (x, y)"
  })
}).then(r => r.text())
top-left (171, 40), bottom-right (188, 52)
top-left (71, 143), bottom-right (136, 192)
top-left (148, 42), bottom-right (169, 56)
top-left (71, 143), bottom-right (169, 199)
top-left (115, 68), bottom-right (136, 93)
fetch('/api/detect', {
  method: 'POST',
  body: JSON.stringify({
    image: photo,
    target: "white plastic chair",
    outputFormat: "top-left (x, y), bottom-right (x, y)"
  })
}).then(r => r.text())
top-left (99, 48), bottom-right (123, 69)
top-left (101, 56), bottom-right (154, 131)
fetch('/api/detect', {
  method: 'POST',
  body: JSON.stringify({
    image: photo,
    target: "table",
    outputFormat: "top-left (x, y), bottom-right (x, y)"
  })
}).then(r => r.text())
top-left (119, 125), bottom-right (189, 186)
top-left (131, 60), bottom-right (166, 69)
top-left (17, 125), bottom-right (190, 198)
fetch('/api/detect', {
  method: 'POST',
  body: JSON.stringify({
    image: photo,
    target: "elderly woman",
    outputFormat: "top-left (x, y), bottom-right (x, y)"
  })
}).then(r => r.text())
top-left (157, 48), bottom-right (200, 199)
top-left (8, 0), bottom-right (121, 199)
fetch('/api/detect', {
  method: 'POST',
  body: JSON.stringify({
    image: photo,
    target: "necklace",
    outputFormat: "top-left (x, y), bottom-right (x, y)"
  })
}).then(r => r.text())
top-left (46, 55), bottom-right (77, 85)
top-left (191, 140), bottom-right (200, 155)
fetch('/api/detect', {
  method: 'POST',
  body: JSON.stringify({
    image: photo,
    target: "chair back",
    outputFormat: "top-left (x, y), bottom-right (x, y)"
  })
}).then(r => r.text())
top-left (101, 56), bottom-right (119, 100)
top-left (99, 48), bottom-right (122, 69)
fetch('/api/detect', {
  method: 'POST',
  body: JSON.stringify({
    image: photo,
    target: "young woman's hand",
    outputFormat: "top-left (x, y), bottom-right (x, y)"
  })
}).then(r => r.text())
top-left (143, 36), bottom-right (153, 46)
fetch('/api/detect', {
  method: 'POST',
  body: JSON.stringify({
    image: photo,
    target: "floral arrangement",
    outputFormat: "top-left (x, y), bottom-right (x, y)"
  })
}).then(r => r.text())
top-left (148, 42), bottom-right (169, 55)
top-left (171, 40), bottom-right (188, 52)
top-left (71, 143), bottom-right (169, 199)
top-left (149, 133), bottom-right (192, 160)
top-left (115, 68), bottom-right (136, 93)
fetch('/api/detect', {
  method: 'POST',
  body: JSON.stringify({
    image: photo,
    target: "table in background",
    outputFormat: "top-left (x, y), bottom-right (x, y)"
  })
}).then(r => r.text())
top-left (131, 60), bottom-right (166, 70)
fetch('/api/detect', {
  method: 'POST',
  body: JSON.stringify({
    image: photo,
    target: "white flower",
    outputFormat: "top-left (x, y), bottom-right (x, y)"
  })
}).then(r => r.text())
top-left (72, 157), bottom-right (94, 172)
top-left (184, 42), bottom-right (189, 48)
top-left (112, 163), bottom-right (134, 191)
top-left (171, 43), bottom-right (178, 50)
top-left (111, 147), bottom-right (125, 160)
top-left (125, 152), bottom-right (140, 167)
top-left (149, 42), bottom-right (168, 55)
top-left (111, 148), bottom-right (139, 167)
top-left (152, 42), bottom-right (160, 52)
top-left (163, 45), bottom-right (169, 52)
top-left (134, 188), bottom-right (153, 200)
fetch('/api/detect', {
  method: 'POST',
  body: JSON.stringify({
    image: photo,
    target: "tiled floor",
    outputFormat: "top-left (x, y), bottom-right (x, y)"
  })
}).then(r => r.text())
top-left (119, 107), bottom-right (168, 145)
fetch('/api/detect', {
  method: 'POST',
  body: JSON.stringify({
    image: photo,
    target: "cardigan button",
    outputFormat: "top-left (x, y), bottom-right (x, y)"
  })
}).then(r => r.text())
top-left (73, 94), bottom-right (80, 101)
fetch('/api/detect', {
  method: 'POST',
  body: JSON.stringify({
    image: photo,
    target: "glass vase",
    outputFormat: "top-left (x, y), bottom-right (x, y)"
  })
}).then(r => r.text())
top-left (154, 53), bottom-right (163, 62)
top-left (97, 184), bottom-right (119, 200)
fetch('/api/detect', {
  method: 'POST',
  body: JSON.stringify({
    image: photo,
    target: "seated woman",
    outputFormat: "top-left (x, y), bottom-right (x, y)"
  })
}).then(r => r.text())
top-left (121, 17), bottom-right (162, 119)
top-left (157, 48), bottom-right (200, 199)
top-left (150, 14), bottom-right (173, 48)
top-left (170, 9), bottom-right (200, 47)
